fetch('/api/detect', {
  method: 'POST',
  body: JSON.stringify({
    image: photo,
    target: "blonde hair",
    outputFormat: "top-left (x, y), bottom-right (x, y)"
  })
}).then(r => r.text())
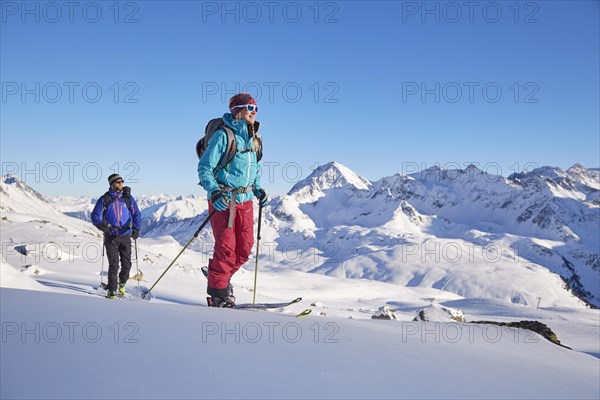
top-left (233, 113), bottom-right (261, 151)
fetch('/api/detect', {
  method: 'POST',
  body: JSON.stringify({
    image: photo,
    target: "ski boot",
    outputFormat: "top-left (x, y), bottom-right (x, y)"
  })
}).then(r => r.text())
top-left (202, 266), bottom-right (234, 295)
top-left (207, 295), bottom-right (236, 308)
top-left (106, 290), bottom-right (117, 299)
top-left (118, 283), bottom-right (126, 297)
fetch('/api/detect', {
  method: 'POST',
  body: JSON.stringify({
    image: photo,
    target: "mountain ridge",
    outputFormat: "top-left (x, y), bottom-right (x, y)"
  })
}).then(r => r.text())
top-left (5, 161), bottom-right (599, 307)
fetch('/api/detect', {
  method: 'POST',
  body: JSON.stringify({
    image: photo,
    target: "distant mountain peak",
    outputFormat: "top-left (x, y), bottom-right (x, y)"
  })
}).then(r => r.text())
top-left (3, 174), bottom-right (19, 185)
top-left (2, 174), bottom-right (41, 195)
top-left (408, 163), bottom-right (497, 186)
top-left (288, 161), bottom-right (372, 199)
top-left (510, 164), bottom-right (597, 185)
top-left (568, 163), bottom-right (586, 171)
top-left (0, 174), bottom-right (60, 215)
top-left (508, 166), bottom-right (566, 182)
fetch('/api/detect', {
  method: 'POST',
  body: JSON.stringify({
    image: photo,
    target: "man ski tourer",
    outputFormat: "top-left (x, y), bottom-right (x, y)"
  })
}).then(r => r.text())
top-left (91, 174), bottom-right (142, 299)
top-left (198, 93), bottom-right (268, 308)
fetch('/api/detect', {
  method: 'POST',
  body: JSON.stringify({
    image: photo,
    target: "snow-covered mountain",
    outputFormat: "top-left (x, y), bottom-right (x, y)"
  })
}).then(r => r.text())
top-left (2, 170), bottom-right (599, 399)
top-left (48, 191), bottom-right (212, 245)
top-left (46, 195), bottom-right (95, 220)
top-left (1, 175), bottom-right (64, 217)
top-left (267, 162), bottom-right (599, 307)
top-left (288, 161), bottom-right (372, 202)
top-left (49, 191), bottom-right (198, 217)
top-left (18, 161), bottom-right (600, 308)
top-left (0, 175), bottom-right (98, 242)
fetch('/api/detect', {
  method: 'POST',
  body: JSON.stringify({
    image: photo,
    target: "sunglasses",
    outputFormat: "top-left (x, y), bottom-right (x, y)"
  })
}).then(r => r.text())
top-left (232, 104), bottom-right (259, 113)
top-left (114, 180), bottom-right (124, 184)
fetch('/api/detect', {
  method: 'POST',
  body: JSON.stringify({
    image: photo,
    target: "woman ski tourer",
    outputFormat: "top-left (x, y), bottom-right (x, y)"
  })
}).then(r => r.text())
top-left (197, 93), bottom-right (268, 307)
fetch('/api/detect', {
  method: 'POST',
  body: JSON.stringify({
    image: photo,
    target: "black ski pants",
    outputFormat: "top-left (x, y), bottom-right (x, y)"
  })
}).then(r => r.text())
top-left (104, 234), bottom-right (132, 292)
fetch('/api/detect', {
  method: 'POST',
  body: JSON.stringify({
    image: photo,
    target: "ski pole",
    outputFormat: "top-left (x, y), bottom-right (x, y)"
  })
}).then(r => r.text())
top-left (252, 201), bottom-right (264, 304)
top-left (134, 238), bottom-right (140, 288)
top-left (142, 210), bottom-right (216, 299)
top-left (100, 240), bottom-right (105, 288)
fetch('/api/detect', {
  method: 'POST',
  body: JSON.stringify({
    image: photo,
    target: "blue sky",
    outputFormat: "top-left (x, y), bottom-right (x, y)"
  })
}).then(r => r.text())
top-left (1, 0), bottom-right (599, 196)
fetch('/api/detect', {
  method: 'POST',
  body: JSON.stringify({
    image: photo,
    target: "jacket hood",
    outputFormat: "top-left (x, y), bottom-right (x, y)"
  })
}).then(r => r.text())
top-left (223, 113), bottom-right (249, 136)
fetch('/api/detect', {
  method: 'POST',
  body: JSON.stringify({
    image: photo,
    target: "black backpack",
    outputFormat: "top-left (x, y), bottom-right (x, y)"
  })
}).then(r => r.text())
top-left (102, 186), bottom-right (133, 226)
top-left (196, 118), bottom-right (262, 187)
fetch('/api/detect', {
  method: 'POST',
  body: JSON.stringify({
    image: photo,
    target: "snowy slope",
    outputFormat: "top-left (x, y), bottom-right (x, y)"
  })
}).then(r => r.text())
top-left (2, 174), bottom-right (599, 399)
top-left (1, 175), bottom-right (64, 217)
top-left (2, 281), bottom-right (599, 399)
top-left (41, 161), bottom-right (600, 307)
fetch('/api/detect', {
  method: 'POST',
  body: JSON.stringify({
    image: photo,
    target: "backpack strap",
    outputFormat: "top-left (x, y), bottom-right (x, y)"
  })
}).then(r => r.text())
top-left (122, 186), bottom-right (133, 214)
top-left (215, 125), bottom-right (236, 172)
top-left (122, 187), bottom-right (133, 229)
top-left (101, 192), bottom-right (112, 223)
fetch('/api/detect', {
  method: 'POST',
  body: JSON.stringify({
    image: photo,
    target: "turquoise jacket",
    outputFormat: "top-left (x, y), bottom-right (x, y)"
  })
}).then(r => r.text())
top-left (198, 113), bottom-right (261, 203)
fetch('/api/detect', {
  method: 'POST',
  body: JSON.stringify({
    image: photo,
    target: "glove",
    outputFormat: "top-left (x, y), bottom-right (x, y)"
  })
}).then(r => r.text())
top-left (253, 188), bottom-right (268, 207)
top-left (211, 190), bottom-right (230, 212)
top-left (98, 223), bottom-right (111, 235)
top-left (132, 229), bottom-right (139, 240)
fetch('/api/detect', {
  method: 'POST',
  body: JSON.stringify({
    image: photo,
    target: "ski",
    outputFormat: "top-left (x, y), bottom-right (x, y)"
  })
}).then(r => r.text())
top-left (206, 296), bottom-right (303, 310)
top-left (296, 309), bottom-right (312, 318)
top-left (235, 297), bottom-right (302, 310)
top-left (98, 283), bottom-right (128, 299)
top-left (200, 267), bottom-right (308, 315)
top-left (202, 267), bottom-right (303, 310)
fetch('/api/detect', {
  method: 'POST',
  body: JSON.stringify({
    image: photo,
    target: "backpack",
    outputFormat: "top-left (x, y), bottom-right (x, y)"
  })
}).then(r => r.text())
top-left (196, 118), bottom-right (262, 187)
top-left (102, 186), bottom-right (133, 226)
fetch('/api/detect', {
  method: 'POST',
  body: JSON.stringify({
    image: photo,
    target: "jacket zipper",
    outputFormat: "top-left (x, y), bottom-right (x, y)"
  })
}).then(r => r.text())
top-left (116, 196), bottom-right (122, 236)
top-left (245, 151), bottom-right (251, 188)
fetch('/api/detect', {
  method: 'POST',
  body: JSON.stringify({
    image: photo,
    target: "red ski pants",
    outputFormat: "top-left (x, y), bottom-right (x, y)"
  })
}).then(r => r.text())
top-left (207, 199), bottom-right (254, 296)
